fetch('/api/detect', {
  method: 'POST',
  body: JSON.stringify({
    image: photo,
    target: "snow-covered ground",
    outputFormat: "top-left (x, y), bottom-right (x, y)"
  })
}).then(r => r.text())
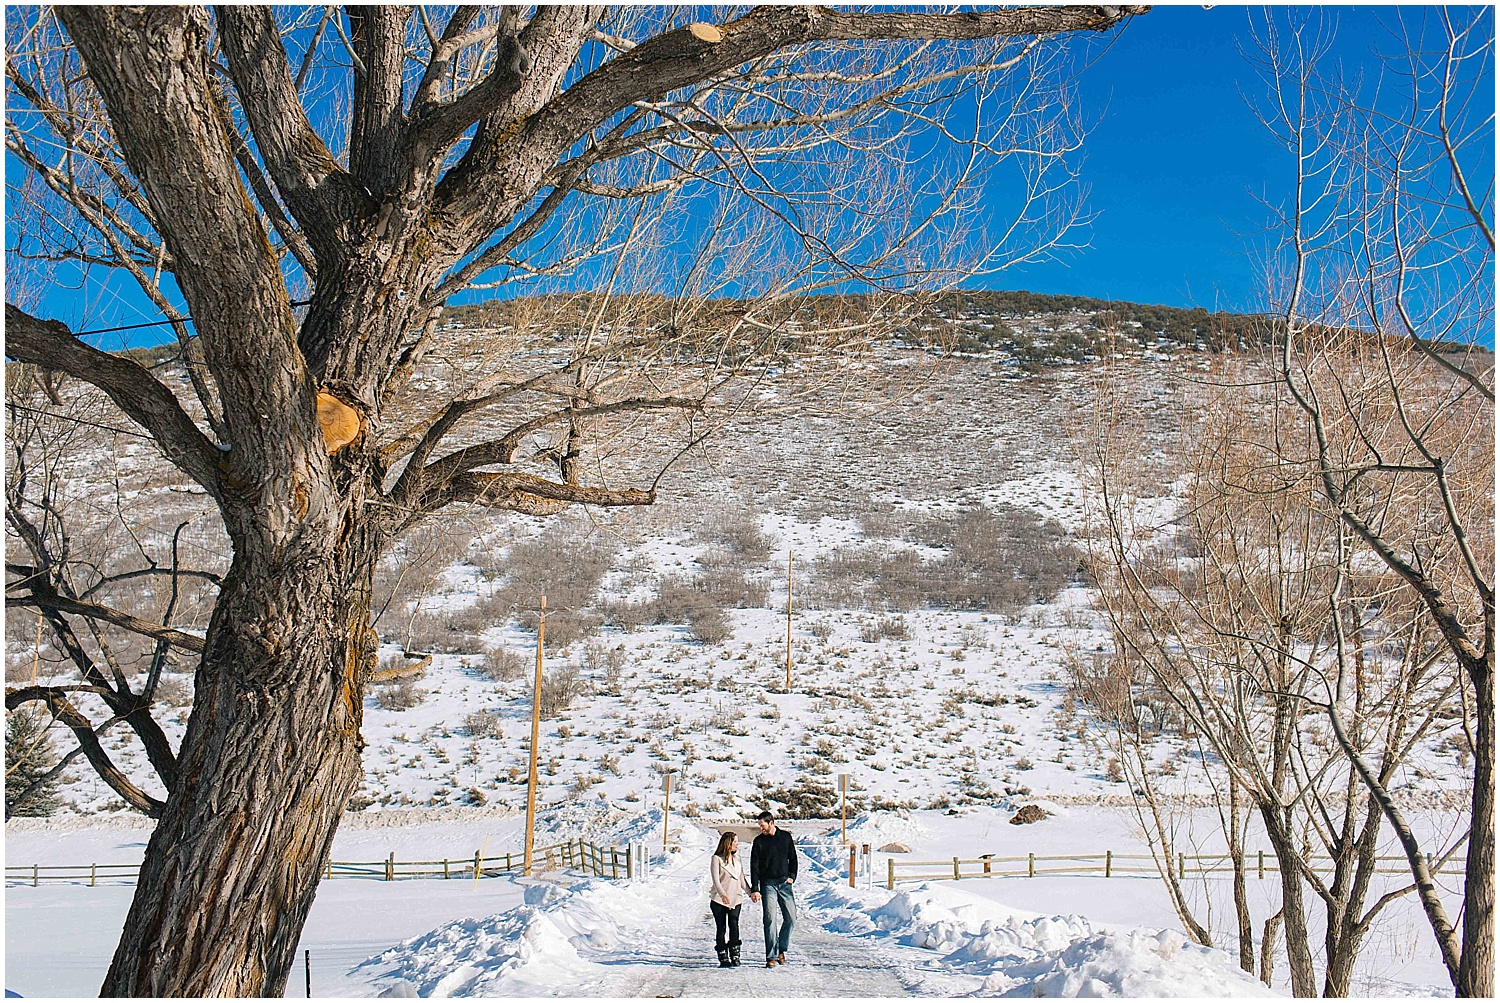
top-left (5, 349), bottom-right (1472, 996)
top-left (6, 804), bottom-right (1458, 997)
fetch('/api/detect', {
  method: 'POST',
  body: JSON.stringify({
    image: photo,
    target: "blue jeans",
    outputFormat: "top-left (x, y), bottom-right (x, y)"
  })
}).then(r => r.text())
top-left (759, 879), bottom-right (795, 958)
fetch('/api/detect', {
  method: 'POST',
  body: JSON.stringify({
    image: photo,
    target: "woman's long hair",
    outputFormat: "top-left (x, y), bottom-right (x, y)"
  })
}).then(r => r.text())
top-left (714, 830), bottom-right (738, 860)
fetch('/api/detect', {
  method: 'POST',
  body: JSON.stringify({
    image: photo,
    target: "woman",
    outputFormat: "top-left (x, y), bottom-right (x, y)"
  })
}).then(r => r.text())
top-left (709, 830), bottom-right (753, 967)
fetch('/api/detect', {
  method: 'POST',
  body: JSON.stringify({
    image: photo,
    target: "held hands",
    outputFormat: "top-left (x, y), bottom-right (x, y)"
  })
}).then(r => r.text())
top-left (750, 891), bottom-right (761, 902)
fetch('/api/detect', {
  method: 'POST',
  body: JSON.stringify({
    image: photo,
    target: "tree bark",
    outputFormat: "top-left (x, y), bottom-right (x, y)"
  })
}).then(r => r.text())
top-left (1228, 779), bottom-right (1255, 974)
top-left (1260, 803), bottom-right (1318, 997)
top-left (1458, 649), bottom-right (1494, 997)
top-left (100, 549), bottom-right (376, 997)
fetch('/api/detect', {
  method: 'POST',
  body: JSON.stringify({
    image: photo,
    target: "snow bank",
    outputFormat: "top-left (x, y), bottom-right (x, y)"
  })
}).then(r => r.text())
top-left (807, 879), bottom-right (1277, 998)
top-left (357, 880), bottom-right (610, 997)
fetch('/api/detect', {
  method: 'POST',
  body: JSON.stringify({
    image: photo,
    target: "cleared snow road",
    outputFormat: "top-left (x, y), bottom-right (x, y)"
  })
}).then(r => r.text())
top-left (597, 900), bottom-right (914, 998)
top-left (364, 823), bottom-right (984, 998)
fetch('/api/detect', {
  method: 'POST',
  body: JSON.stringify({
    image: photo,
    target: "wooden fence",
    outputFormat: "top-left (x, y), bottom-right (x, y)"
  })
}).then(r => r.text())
top-left (7, 838), bottom-right (628, 887)
top-left (886, 851), bottom-right (1465, 889)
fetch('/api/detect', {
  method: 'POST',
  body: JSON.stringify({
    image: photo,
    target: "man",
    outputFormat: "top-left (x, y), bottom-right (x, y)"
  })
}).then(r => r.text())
top-left (749, 809), bottom-right (798, 967)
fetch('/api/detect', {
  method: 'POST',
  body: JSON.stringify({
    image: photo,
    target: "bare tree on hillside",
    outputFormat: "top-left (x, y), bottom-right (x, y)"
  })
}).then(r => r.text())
top-left (2, 6), bottom-right (1147, 994)
top-left (1080, 361), bottom-right (1463, 996)
top-left (1248, 7), bottom-right (1494, 995)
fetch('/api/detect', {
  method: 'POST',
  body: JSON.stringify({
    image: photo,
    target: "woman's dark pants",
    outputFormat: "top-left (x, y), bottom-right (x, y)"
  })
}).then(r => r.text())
top-left (710, 901), bottom-right (741, 952)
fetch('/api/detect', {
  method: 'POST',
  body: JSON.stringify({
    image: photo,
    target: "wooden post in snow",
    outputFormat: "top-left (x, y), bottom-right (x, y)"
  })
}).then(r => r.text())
top-left (524, 596), bottom-right (546, 876)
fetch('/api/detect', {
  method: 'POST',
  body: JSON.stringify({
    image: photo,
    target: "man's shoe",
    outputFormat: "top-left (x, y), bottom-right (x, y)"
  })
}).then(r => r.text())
top-left (766, 959), bottom-right (777, 967)
top-left (717, 948), bottom-right (732, 968)
top-left (777, 952), bottom-right (786, 964)
top-left (730, 946), bottom-right (741, 966)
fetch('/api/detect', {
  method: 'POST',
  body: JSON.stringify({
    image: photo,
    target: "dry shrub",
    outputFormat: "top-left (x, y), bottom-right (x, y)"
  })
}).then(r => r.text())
top-left (151, 675), bottom-right (194, 707)
top-left (464, 709), bottom-right (504, 739)
top-left (540, 666), bottom-right (586, 717)
top-left (860, 617), bottom-right (908, 642)
top-left (484, 519), bottom-right (617, 650)
top-left (482, 647), bottom-right (528, 681)
top-left (375, 681), bottom-right (426, 711)
top-left (811, 504), bottom-right (1076, 613)
top-left (697, 508), bottom-right (772, 562)
top-left (403, 610), bottom-right (473, 654)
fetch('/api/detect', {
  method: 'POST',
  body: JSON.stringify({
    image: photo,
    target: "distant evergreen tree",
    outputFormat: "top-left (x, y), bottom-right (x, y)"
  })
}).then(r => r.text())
top-left (6, 708), bottom-right (63, 818)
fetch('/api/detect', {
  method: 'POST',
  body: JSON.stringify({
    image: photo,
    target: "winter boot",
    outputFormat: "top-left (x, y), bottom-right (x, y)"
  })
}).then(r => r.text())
top-left (717, 948), bottom-right (732, 968)
top-left (730, 945), bottom-right (741, 967)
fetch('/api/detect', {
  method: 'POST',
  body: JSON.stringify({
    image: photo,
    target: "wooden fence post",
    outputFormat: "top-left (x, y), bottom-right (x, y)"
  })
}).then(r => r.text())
top-left (1027, 852), bottom-right (1035, 878)
top-left (1258, 850), bottom-right (1264, 880)
top-left (953, 857), bottom-right (961, 881)
top-left (33, 864), bottom-right (38, 887)
top-left (849, 847), bottom-right (857, 887)
top-left (474, 850), bottom-right (482, 879)
top-left (1105, 850), bottom-right (1112, 878)
top-left (443, 859), bottom-right (450, 879)
top-left (386, 852), bottom-right (395, 881)
top-left (1178, 853), bottom-right (1185, 879)
top-left (887, 857), bottom-right (895, 890)
top-left (326, 858), bottom-right (333, 881)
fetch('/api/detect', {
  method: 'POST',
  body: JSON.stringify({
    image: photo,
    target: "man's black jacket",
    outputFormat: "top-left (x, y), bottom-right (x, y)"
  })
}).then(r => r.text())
top-left (750, 827), bottom-right (798, 885)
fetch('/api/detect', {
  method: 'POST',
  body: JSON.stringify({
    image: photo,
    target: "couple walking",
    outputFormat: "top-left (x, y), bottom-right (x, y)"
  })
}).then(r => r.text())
top-left (708, 810), bottom-right (798, 968)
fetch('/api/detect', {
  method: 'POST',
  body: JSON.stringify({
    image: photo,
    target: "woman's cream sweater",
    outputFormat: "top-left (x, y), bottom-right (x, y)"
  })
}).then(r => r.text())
top-left (710, 851), bottom-right (752, 907)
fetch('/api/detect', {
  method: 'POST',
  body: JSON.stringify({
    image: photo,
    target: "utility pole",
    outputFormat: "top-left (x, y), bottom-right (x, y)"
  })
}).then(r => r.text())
top-left (662, 771), bottom-right (675, 852)
top-left (523, 596), bottom-right (546, 876)
top-left (838, 773), bottom-right (849, 845)
top-left (785, 551), bottom-right (794, 692)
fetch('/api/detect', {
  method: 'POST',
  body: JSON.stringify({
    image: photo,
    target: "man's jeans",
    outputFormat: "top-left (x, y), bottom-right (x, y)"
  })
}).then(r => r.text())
top-left (760, 879), bottom-right (795, 958)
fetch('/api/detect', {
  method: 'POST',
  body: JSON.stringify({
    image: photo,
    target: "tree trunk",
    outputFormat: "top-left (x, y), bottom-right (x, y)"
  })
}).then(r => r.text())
top-left (1320, 793), bottom-right (1384, 998)
top-left (1228, 779), bottom-right (1255, 974)
top-left (1458, 651), bottom-right (1494, 998)
top-left (1259, 909), bottom-right (1282, 988)
top-left (1260, 803), bottom-right (1317, 997)
top-left (100, 551), bottom-right (376, 996)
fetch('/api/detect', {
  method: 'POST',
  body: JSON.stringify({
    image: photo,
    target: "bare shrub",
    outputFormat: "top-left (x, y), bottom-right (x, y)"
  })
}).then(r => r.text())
top-left (696, 560), bottom-right (768, 609)
top-left (810, 504), bottom-right (1076, 613)
top-left (482, 647), bottom-right (528, 681)
top-left (582, 642), bottom-right (629, 694)
top-left (687, 605), bottom-right (732, 645)
top-left (540, 666), bottom-right (586, 718)
top-left (374, 681), bottom-right (426, 711)
top-left (860, 617), bottom-right (908, 642)
top-left (463, 709), bottom-right (504, 739)
top-left (697, 508), bottom-right (772, 562)
top-left (403, 610), bottom-right (472, 654)
top-left (484, 519), bottom-right (617, 650)
top-left (150, 675), bottom-right (194, 707)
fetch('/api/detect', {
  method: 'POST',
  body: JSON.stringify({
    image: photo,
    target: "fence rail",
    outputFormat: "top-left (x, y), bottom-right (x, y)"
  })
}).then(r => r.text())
top-left (7, 838), bottom-right (629, 887)
top-left (886, 851), bottom-right (1465, 889)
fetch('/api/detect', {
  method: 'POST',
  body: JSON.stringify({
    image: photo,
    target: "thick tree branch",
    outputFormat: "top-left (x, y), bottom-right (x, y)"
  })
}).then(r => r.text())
top-left (4, 305), bottom-right (222, 500)
top-left (6, 592), bottom-right (206, 655)
top-left (4, 687), bottom-right (165, 818)
top-left (416, 470), bottom-right (654, 526)
top-left (215, 4), bottom-right (365, 258)
top-left (348, 7), bottom-right (411, 198)
top-left (435, 5), bottom-right (1142, 266)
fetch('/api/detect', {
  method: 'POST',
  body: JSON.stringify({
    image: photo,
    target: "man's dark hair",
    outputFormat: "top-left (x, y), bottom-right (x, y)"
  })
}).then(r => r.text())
top-left (756, 809), bottom-right (775, 822)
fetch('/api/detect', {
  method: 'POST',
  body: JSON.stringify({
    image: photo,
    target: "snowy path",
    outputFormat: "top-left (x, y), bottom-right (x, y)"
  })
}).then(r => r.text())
top-left (364, 826), bottom-right (983, 997)
top-left (584, 895), bottom-right (917, 998)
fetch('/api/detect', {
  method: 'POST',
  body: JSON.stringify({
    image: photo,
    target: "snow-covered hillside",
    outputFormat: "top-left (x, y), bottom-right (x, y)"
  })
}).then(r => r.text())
top-left (6, 323), bottom-right (1472, 998)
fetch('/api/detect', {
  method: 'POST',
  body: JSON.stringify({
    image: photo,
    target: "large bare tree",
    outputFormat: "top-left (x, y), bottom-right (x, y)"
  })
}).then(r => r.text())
top-left (3, 6), bottom-right (1145, 995)
top-left (1248, 7), bottom-right (1493, 995)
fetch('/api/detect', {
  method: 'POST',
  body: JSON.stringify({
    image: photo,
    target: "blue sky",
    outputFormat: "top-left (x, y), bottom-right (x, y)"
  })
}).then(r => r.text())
top-left (1006, 5), bottom-right (1387, 312)
top-left (9, 6), bottom-right (1492, 346)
